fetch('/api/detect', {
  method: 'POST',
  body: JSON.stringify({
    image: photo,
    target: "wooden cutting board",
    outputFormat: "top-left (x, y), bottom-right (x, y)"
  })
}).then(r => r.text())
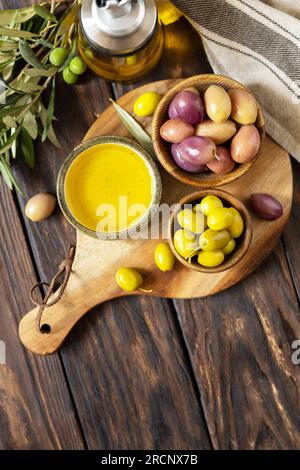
top-left (19, 79), bottom-right (293, 355)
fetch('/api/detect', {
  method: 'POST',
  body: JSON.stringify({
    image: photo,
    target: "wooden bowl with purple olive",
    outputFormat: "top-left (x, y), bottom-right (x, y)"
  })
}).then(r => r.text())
top-left (152, 74), bottom-right (265, 188)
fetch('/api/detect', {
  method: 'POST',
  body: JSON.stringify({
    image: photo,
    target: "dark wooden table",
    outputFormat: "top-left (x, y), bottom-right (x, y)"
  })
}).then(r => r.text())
top-left (1, 0), bottom-right (300, 450)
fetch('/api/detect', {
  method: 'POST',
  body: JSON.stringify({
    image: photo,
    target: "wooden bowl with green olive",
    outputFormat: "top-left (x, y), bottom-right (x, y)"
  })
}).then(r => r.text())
top-left (168, 189), bottom-right (253, 274)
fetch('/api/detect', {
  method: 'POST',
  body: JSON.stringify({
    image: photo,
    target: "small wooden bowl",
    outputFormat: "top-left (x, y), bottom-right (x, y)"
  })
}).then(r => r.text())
top-left (168, 189), bottom-right (253, 273)
top-left (152, 74), bottom-right (265, 188)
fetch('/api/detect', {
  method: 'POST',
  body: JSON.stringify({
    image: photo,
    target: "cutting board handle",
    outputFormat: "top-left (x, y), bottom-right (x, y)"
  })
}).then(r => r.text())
top-left (19, 245), bottom-right (119, 355)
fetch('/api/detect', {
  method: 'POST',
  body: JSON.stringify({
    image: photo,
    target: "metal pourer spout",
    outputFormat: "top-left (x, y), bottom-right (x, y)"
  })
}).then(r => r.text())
top-left (96, 0), bottom-right (133, 18)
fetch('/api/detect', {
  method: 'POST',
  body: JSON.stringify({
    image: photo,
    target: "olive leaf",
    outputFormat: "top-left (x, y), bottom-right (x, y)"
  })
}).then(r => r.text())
top-left (0, 126), bottom-right (21, 155)
top-left (24, 66), bottom-right (56, 77)
top-left (0, 7), bottom-right (36, 27)
top-left (0, 40), bottom-right (19, 52)
top-left (36, 38), bottom-right (54, 49)
top-left (42, 78), bottom-right (56, 142)
top-left (3, 115), bottom-right (17, 128)
top-left (0, 157), bottom-right (13, 189)
top-left (33, 5), bottom-right (57, 23)
top-left (22, 111), bottom-right (38, 140)
top-left (20, 127), bottom-right (35, 168)
top-left (19, 39), bottom-right (46, 69)
top-left (0, 27), bottom-right (38, 38)
top-left (39, 101), bottom-right (60, 148)
top-left (110, 99), bottom-right (156, 159)
top-left (56, 3), bottom-right (81, 37)
top-left (0, 155), bottom-right (24, 195)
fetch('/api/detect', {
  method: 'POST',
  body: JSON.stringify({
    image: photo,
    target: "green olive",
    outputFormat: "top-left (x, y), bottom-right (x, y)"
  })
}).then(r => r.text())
top-left (126, 54), bottom-right (138, 65)
top-left (200, 195), bottom-right (223, 216)
top-left (84, 48), bottom-right (94, 60)
top-left (49, 47), bottom-right (68, 66)
top-left (223, 238), bottom-right (236, 256)
top-left (177, 208), bottom-right (205, 234)
top-left (154, 242), bottom-right (176, 272)
top-left (173, 229), bottom-right (197, 258)
top-left (228, 207), bottom-right (244, 238)
top-left (62, 66), bottom-right (78, 85)
top-left (207, 207), bottom-right (234, 231)
top-left (116, 267), bottom-right (143, 292)
top-left (199, 229), bottom-right (230, 252)
top-left (133, 92), bottom-right (162, 117)
top-left (198, 250), bottom-right (225, 268)
top-left (69, 56), bottom-right (87, 75)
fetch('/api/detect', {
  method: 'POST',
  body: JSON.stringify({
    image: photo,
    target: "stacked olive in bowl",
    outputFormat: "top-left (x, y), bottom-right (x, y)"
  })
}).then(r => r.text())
top-left (152, 75), bottom-right (265, 188)
top-left (168, 189), bottom-right (253, 273)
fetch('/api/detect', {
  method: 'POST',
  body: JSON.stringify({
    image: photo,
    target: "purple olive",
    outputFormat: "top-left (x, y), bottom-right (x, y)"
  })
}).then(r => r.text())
top-left (171, 144), bottom-right (208, 173)
top-left (250, 193), bottom-right (283, 221)
top-left (176, 136), bottom-right (216, 166)
top-left (168, 90), bottom-right (205, 125)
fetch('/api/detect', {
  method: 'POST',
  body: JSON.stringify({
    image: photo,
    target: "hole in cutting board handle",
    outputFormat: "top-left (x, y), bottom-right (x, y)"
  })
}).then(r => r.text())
top-left (40, 324), bottom-right (51, 334)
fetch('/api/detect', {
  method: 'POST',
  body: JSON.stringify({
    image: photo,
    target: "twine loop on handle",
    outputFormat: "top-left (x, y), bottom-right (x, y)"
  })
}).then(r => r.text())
top-left (30, 246), bottom-right (76, 332)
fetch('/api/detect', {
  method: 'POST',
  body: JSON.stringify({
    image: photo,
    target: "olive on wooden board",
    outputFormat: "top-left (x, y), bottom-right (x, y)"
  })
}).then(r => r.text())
top-left (25, 193), bottom-right (56, 222)
top-left (249, 193), bottom-right (283, 221)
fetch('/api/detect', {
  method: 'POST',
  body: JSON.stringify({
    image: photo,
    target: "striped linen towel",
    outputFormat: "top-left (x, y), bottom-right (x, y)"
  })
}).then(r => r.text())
top-left (171, 0), bottom-right (300, 161)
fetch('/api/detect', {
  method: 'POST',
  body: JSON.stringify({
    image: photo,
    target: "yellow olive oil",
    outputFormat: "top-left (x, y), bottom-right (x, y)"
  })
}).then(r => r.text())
top-left (65, 143), bottom-right (153, 233)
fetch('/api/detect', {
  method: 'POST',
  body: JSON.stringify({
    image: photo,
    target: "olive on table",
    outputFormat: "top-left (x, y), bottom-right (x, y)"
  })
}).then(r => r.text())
top-left (63, 66), bottom-right (78, 85)
top-left (207, 146), bottom-right (235, 174)
top-left (223, 238), bottom-right (236, 256)
top-left (134, 91), bottom-right (162, 117)
top-left (207, 207), bottom-right (234, 231)
top-left (195, 119), bottom-right (237, 145)
top-left (69, 56), bottom-right (87, 75)
top-left (228, 207), bottom-right (244, 238)
top-left (200, 195), bottom-right (223, 216)
top-left (249, 193), bottom-right (283, 221)
top-left (49, 47), bottom-right (68, 66)
top-left (116, 267), bottom-right (143, 292)
top-left (160, 118), bottom-right (194, 144)
top-left (199, 228), bottom-right (230, 252)
top-left (25, 193), bottom-right (56, 222)
top-left (176, 136), bottom-right (216, 166)
top-left (168, 89), bottom-right (205, 125)
top-left (173, 229), bottom-right (198, 258)
top-left (204, 85), bottom-right (232, 123)
top-left (154, 242), bottom-right (176, 272)
top-left (228, 89), bottom-right (258, 125)
top-left (198, 250), bottom-right (225, 268)
top-left (231, 125), bottom-right (260, 163)
top-left (171, 144), bottom-right (208, 173)
top-left (177, 208), bottom-right (205, 234)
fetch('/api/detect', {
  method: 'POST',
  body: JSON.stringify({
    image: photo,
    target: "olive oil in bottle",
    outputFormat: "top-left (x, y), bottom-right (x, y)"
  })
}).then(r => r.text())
top-left (78, 0), bottom-right (164, 82)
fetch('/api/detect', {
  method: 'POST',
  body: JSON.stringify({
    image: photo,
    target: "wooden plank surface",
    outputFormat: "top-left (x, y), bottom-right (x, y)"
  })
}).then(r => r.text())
top-left (117, 11), bottom-right (300, 450)
top-left (2, 0), bottom-right (212, 449)
top-left (0, 180), bottom-right (85, 449)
